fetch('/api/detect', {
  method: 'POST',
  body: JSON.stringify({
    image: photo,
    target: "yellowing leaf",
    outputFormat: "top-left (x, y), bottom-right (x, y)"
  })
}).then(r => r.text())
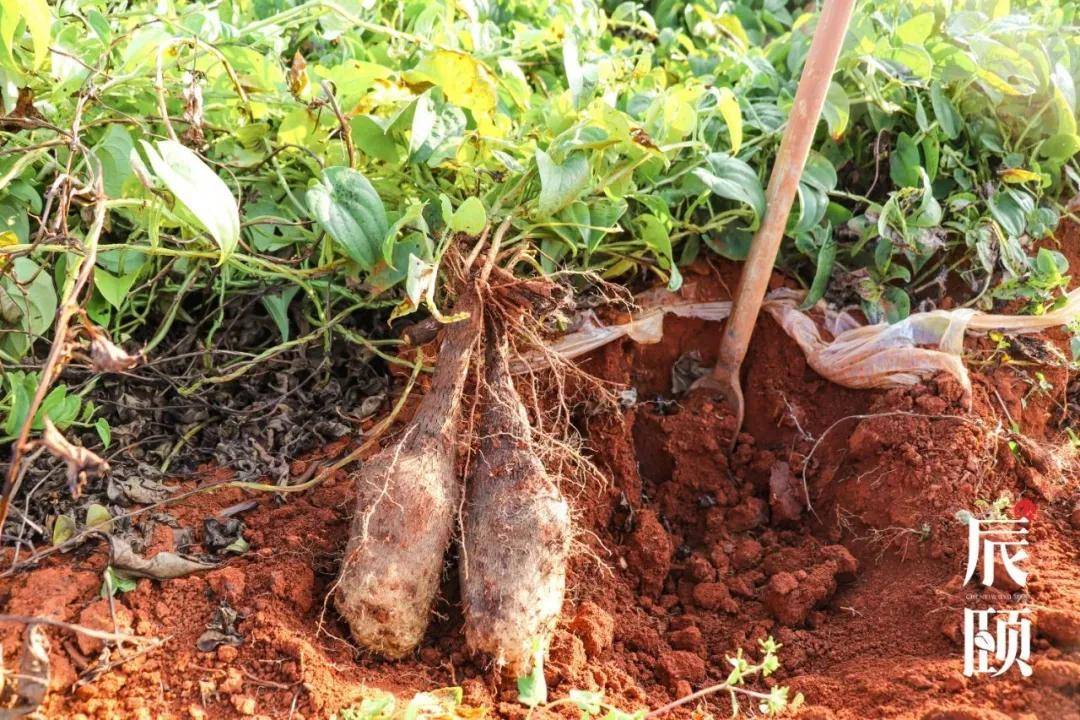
top-left (824, 81), bottom-right (850, 139)
top-left (278, 108), bottom-right (316, 146)
top-left (85, 503), bottom-right (112, 532)
top-left (717, 88), bottom-right (742, 154)
top-left (0, 0), bottom-right (51, 71)
top-left (0, 229), bottom-right (15, 269)
top-left (998, 167), bottom-right (1041, 184)
top-left (1053, 87), bottom-right (1077, 136)
top-left (976, 68), bottom-right (1024, 96)
top-left (895, 12), bottom-right (934, 45)
top-left (714, 15), bottom-right (749, 50)
top-left (52, 514), bottom-right (75, 546)
top-left (21, 0), bottom-right (51, 69)
top-left (412, 51), bottom-right (496, 117)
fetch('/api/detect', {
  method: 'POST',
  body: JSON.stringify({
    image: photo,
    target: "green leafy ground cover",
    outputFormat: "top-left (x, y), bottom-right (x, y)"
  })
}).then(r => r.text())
top-left (0, 0), bottom-right (1077, 463)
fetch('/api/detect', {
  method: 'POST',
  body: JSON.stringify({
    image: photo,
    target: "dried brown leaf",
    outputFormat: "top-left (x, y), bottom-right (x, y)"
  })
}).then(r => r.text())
top-left (110, 537), bottom-right (216, 580)
top-left (40, 418), bottom-right (110, 497)
top-left (87, 327), bottom-right (141, 373)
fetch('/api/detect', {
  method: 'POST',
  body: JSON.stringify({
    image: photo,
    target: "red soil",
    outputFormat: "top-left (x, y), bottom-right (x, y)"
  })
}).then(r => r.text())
top-left (2, 260), bottom-right (1079, 720)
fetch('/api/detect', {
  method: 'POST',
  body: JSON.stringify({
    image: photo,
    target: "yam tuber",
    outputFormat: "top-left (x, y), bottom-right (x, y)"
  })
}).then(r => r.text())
top-left (335, 288), bottom-right (480, 658)
top-left (459, 312), bottom-right (571, 674)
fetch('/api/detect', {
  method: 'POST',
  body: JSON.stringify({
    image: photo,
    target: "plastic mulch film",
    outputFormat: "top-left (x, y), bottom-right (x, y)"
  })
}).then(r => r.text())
top-left (528, 287), bottom-right (1080, 397)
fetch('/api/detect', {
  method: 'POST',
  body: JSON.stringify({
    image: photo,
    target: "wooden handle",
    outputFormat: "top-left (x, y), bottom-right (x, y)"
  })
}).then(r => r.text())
top-left (714, 0), bottom-right (856, 381)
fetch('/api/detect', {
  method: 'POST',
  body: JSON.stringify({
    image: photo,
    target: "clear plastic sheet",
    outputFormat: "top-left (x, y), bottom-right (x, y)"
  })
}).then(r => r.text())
top-left (527, 287), bottom-right (1080, 397)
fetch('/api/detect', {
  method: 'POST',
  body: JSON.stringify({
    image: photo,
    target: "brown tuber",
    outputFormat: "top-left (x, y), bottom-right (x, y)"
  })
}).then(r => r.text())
top-left (334, 287), bottom-right (481, 658)
top-left (459, 311), bottom-right (571, 674)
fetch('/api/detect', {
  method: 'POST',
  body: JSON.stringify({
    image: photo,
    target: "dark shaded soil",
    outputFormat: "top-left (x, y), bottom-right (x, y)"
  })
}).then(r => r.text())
top-left (2, 257), bottom-right (1079, 720)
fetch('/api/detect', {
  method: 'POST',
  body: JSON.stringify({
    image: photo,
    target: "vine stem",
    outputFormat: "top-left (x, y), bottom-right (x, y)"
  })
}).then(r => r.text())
top-left (645, 683), bottom-right (772, 718)
top-left (0, 614), bottom-right (158, 645)
top-left (0, 184), bottom-right (107, 532)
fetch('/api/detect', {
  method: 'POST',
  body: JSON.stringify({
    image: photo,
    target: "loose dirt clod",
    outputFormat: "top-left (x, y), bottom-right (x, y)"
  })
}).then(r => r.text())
top-left (335, 287), bottom-right (481, 658)
top-left (459, 312), bottom-right (571, 674)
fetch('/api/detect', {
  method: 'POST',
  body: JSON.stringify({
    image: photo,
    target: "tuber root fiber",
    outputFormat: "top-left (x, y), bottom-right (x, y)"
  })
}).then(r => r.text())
top-left (335, 287), bottom-right (480, 658)
top-left (459, 311), bottom-right (571, 674)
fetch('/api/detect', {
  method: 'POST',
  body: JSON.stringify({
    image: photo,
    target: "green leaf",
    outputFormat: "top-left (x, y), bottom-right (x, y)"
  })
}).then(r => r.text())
top-left (1041, 133), bottom-right (1080, 161)
top-left (3, 372), bottom-right (31, 436)
top-left (553, 201), bottom-right (590, 248)
top-left (1, 0), bottom-right (51, 70)
top-left (922, 134), bottom-right (940, 181)
top-left (449, 197), bottom-right (487, 236)
top-left (0, 257), bottom-right (57, 360)
top-left (1035, 247), bottom-right (1067, 276)
top-left (822, 82), bottom-right (850, 139)
top-left (278, 108), bottom-right (319, 147)
top-left (408, 91), bottom-right (465, 166)
top-left (350, 116), bottom-right (400, 164)
top-left (930, 83), bottom-right (961, 140)
top-left (792, 183), bottom-right (828, 234)
top-left (636, 214), bottom-right (681, 291)
top-left (306, 167), bottom-right (389, 270)
top-left (569, 689), bottom-right (603, 715)
top-left (587, 198), bottom-right (627, 253)
top-left (705, 228), bottom-right (752, 261)
top-left (889, 46), bottom-right (933, 80)
top-left (889, 133), bottom-right (921, 188)
top-left (989, 190), bottom-right (1026, 238)
top-left (85, 9), bottom-right (110, 44)
top-left (140, 140), bottom-right (240, 263)
top-left (914, 96), bottom-right (929, 132)
top-left (516, 643), bottom-right (548, 707)
top-left (36, 384), bottom-right (79, 430)
top-left (95, 417), bottom-right (111, 449)
top-left (883, 286), bottom-right (911, 323)
top-left (369, 232), bottom-right (431, 292)
top-left (224, 536), bottom-right (249, 555)
top-left (101, 566), bottom-right (136, 598)
top-left (94, 268), bottom-right (139, 310)
top-left (791, 154), bottom-right (836, 234)
top-left (261, 286), bottom-right (300, 342)
top-left (692, 153), bottom-right (765, 223)
top-left (94, 125), bottom-right (135, 199)
top-left (536, 150), bottom-right (590, 217)
top-left (801, 235), bottom-right (836, 309)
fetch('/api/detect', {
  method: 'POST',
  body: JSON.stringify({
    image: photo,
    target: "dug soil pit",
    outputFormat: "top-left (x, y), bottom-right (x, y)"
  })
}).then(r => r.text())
top-left (3, 262), bottom-right (1079, 720)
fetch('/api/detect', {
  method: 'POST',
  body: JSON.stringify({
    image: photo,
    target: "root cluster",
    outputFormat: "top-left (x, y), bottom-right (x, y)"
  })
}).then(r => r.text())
top-left (334, 251), bottom-right (611, 675)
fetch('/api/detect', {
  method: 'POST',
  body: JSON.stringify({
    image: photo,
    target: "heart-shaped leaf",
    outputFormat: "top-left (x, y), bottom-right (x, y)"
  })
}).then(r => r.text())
top-left (536, 150), bottom-right (590, 218)
top-left (692, 153), bottom-right (765, 223)
top-left (306, 167), bottom-right (389, 271)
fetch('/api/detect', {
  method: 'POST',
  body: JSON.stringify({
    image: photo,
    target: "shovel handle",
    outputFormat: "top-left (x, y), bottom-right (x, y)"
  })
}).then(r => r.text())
top-left (713, 0), bottom-right (856, 383)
